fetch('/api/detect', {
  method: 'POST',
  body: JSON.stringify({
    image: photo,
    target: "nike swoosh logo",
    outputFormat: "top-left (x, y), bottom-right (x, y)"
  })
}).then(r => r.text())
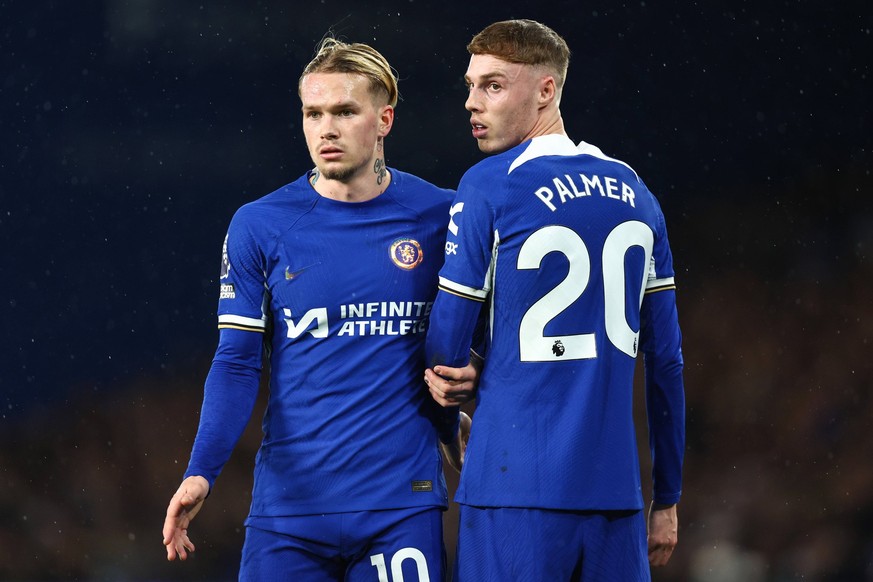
top-left (285, 263), bottom-right (319, 281)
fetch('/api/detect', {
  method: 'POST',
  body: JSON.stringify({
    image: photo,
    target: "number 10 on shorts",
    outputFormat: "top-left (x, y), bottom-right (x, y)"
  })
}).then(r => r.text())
top-left (370, 547), bottom-right (431, 582)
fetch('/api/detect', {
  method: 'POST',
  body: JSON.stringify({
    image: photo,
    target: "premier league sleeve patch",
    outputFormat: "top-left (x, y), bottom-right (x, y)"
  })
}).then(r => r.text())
top-left (390, 238), bottom-right (424, 270)
top-left (220, 234), bottom-right (231, 279)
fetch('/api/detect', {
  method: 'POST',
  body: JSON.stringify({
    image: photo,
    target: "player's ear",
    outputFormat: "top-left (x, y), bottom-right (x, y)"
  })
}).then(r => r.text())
top-left (538, 75), bottom-right (557, 108)
top-left (378, 105), bottom-right (395, 137)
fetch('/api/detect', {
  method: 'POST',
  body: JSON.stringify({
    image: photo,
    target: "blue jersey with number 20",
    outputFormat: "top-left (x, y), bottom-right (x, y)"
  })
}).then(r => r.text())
top-left (427, 135), bottom-right (685, 511)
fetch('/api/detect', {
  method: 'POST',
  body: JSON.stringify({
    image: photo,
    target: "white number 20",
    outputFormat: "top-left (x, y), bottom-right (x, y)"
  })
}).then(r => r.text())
top-left (517, 222), bottom-right (653, 361)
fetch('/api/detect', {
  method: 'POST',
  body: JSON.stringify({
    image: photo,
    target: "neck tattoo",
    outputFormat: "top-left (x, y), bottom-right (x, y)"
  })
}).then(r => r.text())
top-left (374, 158), bottom-right (386, 186)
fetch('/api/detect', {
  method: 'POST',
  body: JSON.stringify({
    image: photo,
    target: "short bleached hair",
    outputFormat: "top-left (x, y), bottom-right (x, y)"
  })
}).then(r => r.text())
top-left (299, 36), bottom-right (399, 107)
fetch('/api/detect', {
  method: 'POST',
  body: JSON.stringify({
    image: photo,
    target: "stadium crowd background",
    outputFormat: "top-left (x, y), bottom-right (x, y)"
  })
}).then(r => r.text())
top-left (2, 1), bottom-right (870, 580)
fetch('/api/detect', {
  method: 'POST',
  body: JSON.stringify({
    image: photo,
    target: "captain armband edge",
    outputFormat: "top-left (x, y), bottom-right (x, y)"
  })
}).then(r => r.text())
top-left (217, 314), bottom-right (267, 332)
top-left (437, 277), bottom-right (488, 303)
top-left (644, 277), bottom-right (676, 295)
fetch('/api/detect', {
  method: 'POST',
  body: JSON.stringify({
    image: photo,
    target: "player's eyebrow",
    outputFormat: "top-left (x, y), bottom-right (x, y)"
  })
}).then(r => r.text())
top-left (302, 99), bottom-right (361, 113)
top-left (465, 71), bottom-right (508, 85)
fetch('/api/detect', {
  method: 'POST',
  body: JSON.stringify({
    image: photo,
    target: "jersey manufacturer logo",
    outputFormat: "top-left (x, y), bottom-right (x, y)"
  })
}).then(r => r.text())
top-left (390, 238), bottom-right (424, 270)
top-left (285, 263), bottom-right (319, 281)
top-left (411, 480), bottom-right (433, 492)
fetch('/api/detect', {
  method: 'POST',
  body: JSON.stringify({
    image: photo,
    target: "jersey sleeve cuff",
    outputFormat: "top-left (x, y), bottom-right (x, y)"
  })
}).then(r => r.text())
top-left (217, 313), bottom-right (267, 332)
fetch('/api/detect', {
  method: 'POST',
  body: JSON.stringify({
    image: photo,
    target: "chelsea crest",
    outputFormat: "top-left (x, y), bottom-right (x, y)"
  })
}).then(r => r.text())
top-left (390, 238), bottom-right (424, 270)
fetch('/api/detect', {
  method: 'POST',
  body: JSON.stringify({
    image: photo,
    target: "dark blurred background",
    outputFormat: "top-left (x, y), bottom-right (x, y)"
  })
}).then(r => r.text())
top-left (2, 1), bottom-right (871, 580)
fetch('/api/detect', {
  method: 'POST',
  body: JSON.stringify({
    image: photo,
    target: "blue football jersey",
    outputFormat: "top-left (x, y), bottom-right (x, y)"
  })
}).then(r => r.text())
top-left (215, 169), bottom-right (454, 517)
top-left (429, 135), bottom-right (684, 510)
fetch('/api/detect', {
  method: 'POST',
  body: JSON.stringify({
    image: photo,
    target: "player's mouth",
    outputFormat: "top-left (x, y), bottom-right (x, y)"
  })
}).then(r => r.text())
top-left (471, 120), bottom-right (487, 139)
top-left (319, 146), bottom-right (344, 161)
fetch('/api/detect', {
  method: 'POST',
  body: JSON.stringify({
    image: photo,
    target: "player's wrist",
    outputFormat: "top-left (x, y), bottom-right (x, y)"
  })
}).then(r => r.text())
top-left (469, 349), bottom-right (484, 371)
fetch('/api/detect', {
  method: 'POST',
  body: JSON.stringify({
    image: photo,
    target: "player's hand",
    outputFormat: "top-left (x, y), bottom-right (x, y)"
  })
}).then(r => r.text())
top-left (425, 359), bottom-right (480, 407)
top-left (440, 411), bottom-right (472, 472)
top-left (647, 502), bottom-right (678, 567)
top-left (162, 476), bottom-right (209, 561)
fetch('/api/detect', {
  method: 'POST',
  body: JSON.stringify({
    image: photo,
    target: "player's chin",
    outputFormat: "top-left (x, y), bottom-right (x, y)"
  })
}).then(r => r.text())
top-left (476, 139), bottom-right (496, 154)
top-left (317, 161), bottom-right (357, 182)
top-left (478, 137), bottom-right (512, 155)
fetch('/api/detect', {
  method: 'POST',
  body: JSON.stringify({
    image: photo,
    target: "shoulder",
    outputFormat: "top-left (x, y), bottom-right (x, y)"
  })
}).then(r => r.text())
top-left (390, 169), bottom-right (454, 199)
top-left (576, 141), bottom-right (647, 186)
top-left (576, 140), bottom-right (666, 206)
top-left (386, 169), bottom-right (454, 212)
top-left (457, 152), bottom-right (512, 197)
top-left (231, 173), bottom-right (315, 228)
top-left (461, 136), bottom-right (576, 188)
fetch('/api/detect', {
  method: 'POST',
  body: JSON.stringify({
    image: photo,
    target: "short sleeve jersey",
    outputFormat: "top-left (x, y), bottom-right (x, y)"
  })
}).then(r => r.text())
top-left (439, 135), bottom-right (678, 510)
top-left (218, 169), bottom-right (454, 517)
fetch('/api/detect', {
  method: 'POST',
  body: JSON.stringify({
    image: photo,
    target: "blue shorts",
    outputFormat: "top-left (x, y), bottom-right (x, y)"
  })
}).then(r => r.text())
top-left (453, 506), bottom-right (649, 582)
top-left (240, 507), bottom-right (445, 581)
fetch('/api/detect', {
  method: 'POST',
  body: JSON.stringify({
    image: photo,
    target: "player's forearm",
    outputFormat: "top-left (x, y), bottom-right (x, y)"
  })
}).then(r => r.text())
top-left (184, 330), bottom-right (262, 489)
top-left (646, 369), bottom-right (685, 504)
top-left (641, 290), bottom-right (686, 504)
top-left (425, 291), bottom-right (483, 369)
top-left (425, 292), bottom-right (480, 444)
